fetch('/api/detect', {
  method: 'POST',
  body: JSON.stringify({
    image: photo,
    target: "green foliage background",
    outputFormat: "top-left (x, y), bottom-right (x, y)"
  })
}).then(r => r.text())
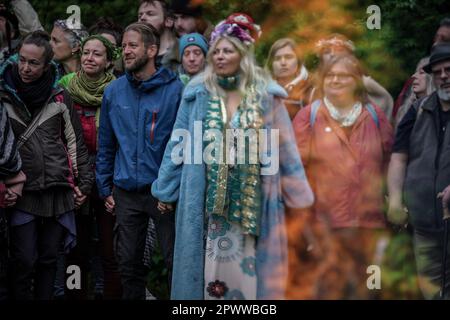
top-left (29, 0), bottom-right (450, 97)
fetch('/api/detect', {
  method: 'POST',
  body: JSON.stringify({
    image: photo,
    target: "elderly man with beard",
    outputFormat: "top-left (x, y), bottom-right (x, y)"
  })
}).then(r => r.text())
top-left (96, 22), bottom-right (183, 300)
top-left (388, 43), bottom-right (450, 299)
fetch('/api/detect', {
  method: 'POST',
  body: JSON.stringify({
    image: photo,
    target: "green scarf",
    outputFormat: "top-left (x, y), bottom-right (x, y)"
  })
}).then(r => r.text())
top-left (67, 70), bottom-right (115, 107)
top-left (67, 70), bottom-right (115, 129)
top-left (204, 85), bottom-right (263, 236)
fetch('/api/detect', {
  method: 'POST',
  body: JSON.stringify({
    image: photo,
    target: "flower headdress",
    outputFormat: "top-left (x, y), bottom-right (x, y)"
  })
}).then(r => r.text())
top-left (315, 35), bottom-right (355, 53)
top-left (54, 19), bottom-right (88, 43)
top-left (210, 13), bottom-right (262, 46)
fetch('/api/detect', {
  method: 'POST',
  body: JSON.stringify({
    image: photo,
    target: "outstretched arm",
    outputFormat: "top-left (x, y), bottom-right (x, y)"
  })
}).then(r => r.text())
top-left (387, 152), bottom-right (408, 225)
top-left (10, 0), bottom-right (44, 34)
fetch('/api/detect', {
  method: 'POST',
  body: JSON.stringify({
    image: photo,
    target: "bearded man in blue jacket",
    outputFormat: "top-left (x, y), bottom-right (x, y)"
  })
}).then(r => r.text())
top-left (96, 22), bottom-right (183, 300)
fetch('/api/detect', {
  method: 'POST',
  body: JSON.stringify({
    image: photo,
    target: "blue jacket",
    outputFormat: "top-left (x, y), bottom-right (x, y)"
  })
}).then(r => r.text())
top-left (96, 67), bottom-right (183, 198)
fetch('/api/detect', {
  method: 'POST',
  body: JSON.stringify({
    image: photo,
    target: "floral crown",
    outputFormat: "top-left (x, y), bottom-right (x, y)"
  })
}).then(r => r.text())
top-left (210, 13), bottom-right (261, 46)
top-left (315, 36), bottom-right (355, 53)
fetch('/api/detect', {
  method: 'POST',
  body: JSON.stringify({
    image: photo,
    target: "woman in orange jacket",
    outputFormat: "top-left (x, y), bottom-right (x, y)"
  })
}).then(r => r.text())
top-left (292, 54), bottom-right (393, 299)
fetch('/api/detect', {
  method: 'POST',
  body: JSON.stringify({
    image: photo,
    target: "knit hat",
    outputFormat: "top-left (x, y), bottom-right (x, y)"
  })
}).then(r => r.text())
top-left (179, 33), bottom-right (208, 60)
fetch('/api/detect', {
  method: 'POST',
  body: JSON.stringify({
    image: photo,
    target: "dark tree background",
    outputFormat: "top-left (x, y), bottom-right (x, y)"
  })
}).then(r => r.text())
top-left (27, 0), bottom-right (450, 96)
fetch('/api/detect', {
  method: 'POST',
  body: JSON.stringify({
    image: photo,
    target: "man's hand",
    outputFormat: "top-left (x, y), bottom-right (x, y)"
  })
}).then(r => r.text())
top-left (387, 198), bottom-right (408, 227)
top-left (105, 195), bottom-right (115, 215)
top-left (157, 201), bottom-right (174, 214)
top-left (74, 186), bottom-right (87, 209)
top-left (4, 189), bottom-right (18, 207)
top-left (437, 185), bottom-right (450, 211)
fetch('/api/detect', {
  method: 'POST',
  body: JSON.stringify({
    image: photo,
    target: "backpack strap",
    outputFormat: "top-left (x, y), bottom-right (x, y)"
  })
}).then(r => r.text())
top-left (365, 103), bottom-right (379, 128)
top-left (14, 103), bottom-right (46, 149)
top-left (309, 99), bottom-right (321, 127)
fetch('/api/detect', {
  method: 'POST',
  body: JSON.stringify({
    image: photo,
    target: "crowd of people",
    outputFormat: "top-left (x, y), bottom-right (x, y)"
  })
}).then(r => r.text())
top-left (0, 0), bottom-right (450, 300)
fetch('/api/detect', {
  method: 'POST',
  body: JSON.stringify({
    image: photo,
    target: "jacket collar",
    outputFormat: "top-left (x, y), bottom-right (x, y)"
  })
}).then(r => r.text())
top-left (421, 92), bottom-right (440, 113)
top-left (125, 65), bottom-right (177, 92)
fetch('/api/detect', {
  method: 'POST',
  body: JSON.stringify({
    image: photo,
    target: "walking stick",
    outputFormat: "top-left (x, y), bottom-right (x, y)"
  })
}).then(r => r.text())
top-left (440, 206), bottom-right (450, 299)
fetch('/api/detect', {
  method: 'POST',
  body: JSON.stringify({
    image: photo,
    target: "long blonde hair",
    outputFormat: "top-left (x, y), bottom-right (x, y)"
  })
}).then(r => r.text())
top-left (192, 35), bottom-right (270, 101)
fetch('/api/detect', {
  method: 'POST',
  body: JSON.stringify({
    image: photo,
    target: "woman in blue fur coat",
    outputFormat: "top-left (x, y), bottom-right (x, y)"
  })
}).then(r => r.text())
top-left (152, 13), bottom-right (314, 300)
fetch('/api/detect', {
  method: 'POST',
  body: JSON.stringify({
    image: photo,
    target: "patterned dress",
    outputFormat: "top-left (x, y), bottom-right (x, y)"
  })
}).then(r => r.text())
top-left (204, 109), bottom-right (257, 300)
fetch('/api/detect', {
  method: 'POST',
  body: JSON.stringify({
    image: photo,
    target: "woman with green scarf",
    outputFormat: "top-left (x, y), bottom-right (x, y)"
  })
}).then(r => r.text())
top-left (59, 34), bottom-right (119, 299)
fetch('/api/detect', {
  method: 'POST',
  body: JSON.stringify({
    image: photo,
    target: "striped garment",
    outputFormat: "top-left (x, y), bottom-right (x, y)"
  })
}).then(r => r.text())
top-left (143, 217), bottom-right (157, 268)
top-left (0, 104), bottom-right (21, 180)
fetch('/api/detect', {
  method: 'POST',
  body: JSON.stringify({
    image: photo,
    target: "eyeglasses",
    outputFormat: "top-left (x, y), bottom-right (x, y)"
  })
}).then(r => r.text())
top-left (431, 66), bottom-right (450, 78)
top-left (324, 72), bottom-right (354, 81)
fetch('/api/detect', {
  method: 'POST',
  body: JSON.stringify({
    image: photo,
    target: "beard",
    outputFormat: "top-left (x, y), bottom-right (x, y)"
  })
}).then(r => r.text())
top-left (124, 54), bottom-right (149, 73)
top-left (438, 86), bottom-right (450, 102)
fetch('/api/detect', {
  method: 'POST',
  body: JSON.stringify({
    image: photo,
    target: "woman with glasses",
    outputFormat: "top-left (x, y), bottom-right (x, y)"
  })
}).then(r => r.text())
top-left (292, 54), bottom-right (393, 299)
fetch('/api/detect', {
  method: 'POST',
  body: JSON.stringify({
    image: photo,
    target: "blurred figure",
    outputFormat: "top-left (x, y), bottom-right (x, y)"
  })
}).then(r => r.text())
top-left (266, 38), bottom-right (313, 120)
top-left (433, 17), bottom-right (450, 45)
top-left (314, 34), bottom-right (394, 121)
top-left (0, 1), bottom-right (43, 63)
top-left (293, 54), bottom-right (393, 299)
top-left (171, 0), bottom-right (211, 38)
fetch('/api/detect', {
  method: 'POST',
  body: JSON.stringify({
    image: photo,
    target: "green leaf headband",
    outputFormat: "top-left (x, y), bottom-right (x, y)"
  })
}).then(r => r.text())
top-left (81, 34), bottom-right (122, 61)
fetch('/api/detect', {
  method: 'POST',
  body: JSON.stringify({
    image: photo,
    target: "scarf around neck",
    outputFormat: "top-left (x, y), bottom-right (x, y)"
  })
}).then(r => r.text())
top-left (217, 74), bottom-right (240, 91)
top-left (204, 85), bottom-right (263, 236)
top-left (67, 70), bottom-right (115, 107)
top-left (324, 96), bottom-right (362, 127)
top-left (10, 64), bottom-right (54, 114)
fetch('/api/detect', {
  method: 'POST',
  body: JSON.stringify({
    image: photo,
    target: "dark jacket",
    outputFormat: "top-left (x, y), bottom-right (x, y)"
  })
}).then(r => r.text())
top-left (404, 92), bottom-right (450, 232)
top-left (0, 103), bottom-right (21, 180)
top-left (0, 58), bottom-right (93, 195)
top-left (96, 66), bottom-right (183, 198)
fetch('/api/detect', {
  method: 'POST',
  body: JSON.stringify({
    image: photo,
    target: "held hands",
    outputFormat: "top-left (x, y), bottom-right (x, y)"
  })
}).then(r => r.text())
top-left (74, 186), bottom-right (87, 209)
top-left (387, 198), bottom-right (409, 227)
top-left (4, 188), bottom-right (18, 207)
top-left (104, 195), bottom-right (115, 215)
top-left (157, 201), bottom-right (174, 214)
top-left (437, 185), bottom-right (450, 209)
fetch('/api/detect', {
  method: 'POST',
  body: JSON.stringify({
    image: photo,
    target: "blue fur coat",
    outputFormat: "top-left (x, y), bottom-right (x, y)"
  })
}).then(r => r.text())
top-left (152, 80), bottom-right (313, 299)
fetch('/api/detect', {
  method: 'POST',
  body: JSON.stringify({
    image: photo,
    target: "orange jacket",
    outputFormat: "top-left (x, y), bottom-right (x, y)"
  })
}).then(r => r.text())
top-left (293, 101), bottom-right (393, 229)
